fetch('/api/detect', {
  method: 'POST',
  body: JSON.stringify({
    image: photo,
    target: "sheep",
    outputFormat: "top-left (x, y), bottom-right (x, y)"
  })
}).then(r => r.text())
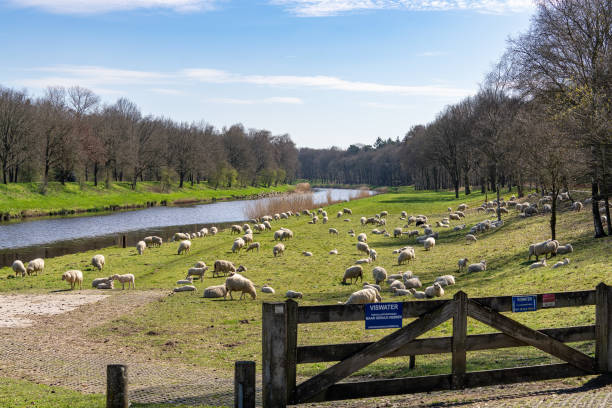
top-left (356, 242), bottom-right (370, 256)
top-left (465, 234), bottom-right (477, 244)
top-left (556, 244), bottom-right (573, 255)
top-left (423, 237), bottom-right (436, 251)
top-left (343, 288), bottom-right (381, 304)
top-left (409, 288), bottom-right (427, 299)
top-left (203, 284), bottom-right (227, 298)
top-left (572, 202), bottom-right (583, 211)
top-left (355, 258), bottom-right (371, 264)
top-left (363, 282), bottom-right (382, 292)
top-left (136, 241), bottom-right (146, 255)
top-left (310, 216), bottom-right (318, 224)
top-left (261, 284), bottom-right (275, 294)
top-left (209, 226), bottom-right (218, 235)
top-left (524, 206), bottom-right (538, 216)
top-left (194, 261), bottom-right (207, 269)
top-left (457, 204), bottom-right (468, 211)
top-left (393, 288), bottom-right (412, 296)
top-left (322, 216), bottom-right (329, 224)
top-left (372, 266), bottom-right (387, 285)
top-left (403, 277), bottom-right (422, 289)
top-left (542, 204), bottom-right (552, 213)
top-left (92, 277), bottom-right (112, 288)
top-left (453, 224), bottom-right (466, 232)
top-left (357, 233), bottom-right (367, 242)
top-left (603, 215), bottom-right (608, 225)
top-left (344, 218), bottom-right (351, 222)
top-left (213, 260), bottom-right (236, 277)
top-left (285, 290), bottom-right (303, 299)
top-left (111, 273), bottom-right (135, 289)
top-left (397, 248), bottom-right (416, 265)
top-left (342, 265), bottom-right (363, 284)
top-left (303, 251), bottom-right (313, 257)
top-left (552, 258), bottom-right (570, 268)
top-left (280, 212), bottom-right (288, 219)
top-left (329, 249), bottom-right (338, 255)
top-left (24, 258), bottom-right (44, 276)
top-left (96, 281), bottom-right (114, 290)
top-left (393, 228), bottom-right (403, 238)
top-left (449, 213), bottom-right (461, 221)
top-left (62, 270), bottom-right (83, 290)
top-left (143, 236), bottom-right (154, 246)
top-left (236, 265), bottom-right (247, 273)
top-left (401, 270), bottom-right (413, 280)
top-left (232, 238), bottom-right (245, 253)
top-left (329, 228), bottom-right (339, 235)
top-left (186, 267), bottom-right (208, 281)
top-left (242, 233), bottom-right (254, 244)
top-left (360, 216), bottom-right (366, 225)
top-left (455, 211), bottom-right (465, 218)
top-left (273, 243), bottom-right (285, 257)
top-left (231, 225), bottom-right (243, 234)
top-left (343, 208), bottom-right (352, 215)
top-left (425, 282), bottom-right (444, 298)
top-left (528, 240), bottom-right (559, 261)
top-left (386, 274), bottom-right (403, 283)
top-left (435, 275), bottom-right (455, 287)
top-left (172, 232), bottom-right (190, 242)
top-left (390, 280), bottom-right (406, 291)
top-left (467, 260), bottom-right (487, 273)
top-left (177, 278), bottom-right (194, 285)
top-left (151, 236), bottom-right (163, 246)
top-left (407, 230), bottom-right (420, 238)
top-left (200, 228), bottom-right (208, 237)
top-left (173, 285), bottom-right (196, 292)
top-left (224, 273), bottom-right (256, 300)
top-left (177, 240), bottom-right (192, 255)
top-left (91, 254), bottom-right (105, 270)
top-left (369, 248), bottom-right (377, 261)
top-left (529, 260), bottom-right (547, 269)
top-left (246, 242), bottom-right (261, 252)
top-left (458, 258), bottom-right (469, 272)
top-left (339, 211), bottom-right (345, 218)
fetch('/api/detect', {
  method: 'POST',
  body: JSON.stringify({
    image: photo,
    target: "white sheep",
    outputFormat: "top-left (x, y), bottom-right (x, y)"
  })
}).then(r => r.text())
top-left (529, 260), bottom-right (547, 269)
top-left (360, 216), bottom-right (367, 225)
top-left (186, 267), bottom-right (208, 280)
top-left (457, 203), bottom-right (468, 211)
top-left (210, 226), bottom-right (218, 235)
top-left (435, 275), bottom-right (455, 287)
top-left (151, 236), bottom-right (163, 246)
top-left (467, 260), bottom-right (487, 273)
top-left (232, 238), bottom-right (245, 253)
top-left (224, 273), bottom-right (256, 300)
top-left (552, 258), bottom-right (570, 268)
top-left (273, 243), bottom-right (285, 257)
top-left (423, 237), bottom-right (435, 251)
top-left (390, 280), bottom-right (406, 291)
top-left (357, 233), bottom-right (367, 242)
top-left (397, 248), bottom-right (416, 265)
top-left (369, 248), bottom-right (377, 261)
top-left (322, 216), bottom-right (329, 224)
top-left (111, 273), bottom-right (135, 289)
top-left (339, 211), bottom-right (344, 218)
top-left (355, 258), bottom-right (371, 264)
top-left (425, 282), bottom-right (444, 298)
top-left (261, 284), bottom-right (275, 294)
top-left (465, 234), bottom-right (477, 244)
top-left (242, 233), bottom-right (253, 244)
top-left (329, 249), bottom-right (338, 255)
top-left (393, 228), bottom-right (403, 238)
top-left (213, 260), bottom-right (236, 277)
top-left (556, 244), bottom-right (573, 255)
top-left (572, 202), bottom-right (583, 211)
top-left (343, 288), bottom-right (381, 304)
top-left (303, 251), bottom-right (313, 257)
top-left (204, 284), bottom-right (227, 298)
top-left (329, 228), bottom-right (339, 235)
top-left (393, 288), bottom-right (411, 296)
top-left (194, 261), bottom-right (207, 269)
top-left (403, 277), bottom-right (422, 289)
top-left (285, 290), bottom-right (303, 299)
top-left (177, 278), bottom-right (194, 285)
top-left (458, 258), bottom-right (469, 272)
top-left (25, 258), bottom-right (44, 276)
top-left (372, 266), bottom-right (387, 285)
top-left (528, 240), bottom-right (559, 261)
top-left (62, 270), bottom-right (83, 290)
top-left (136, 241), bottom-right (146, 255)
top-left (91, 254), bottom-right (105, 270)
top-left (342, 265), bottom-right (363, 284)
top-left (231, 224), bottom-right (243, 234)
top-left (363, 282), bottom-right (382, 292)
top-left (174, 285), bottom-right (197, 292)
top-left (246, 242), bottom-right (260, 252)
top-left (409, 288), bottom-right (427, 299)
top-left (178, 240), bottom-right (192, 255)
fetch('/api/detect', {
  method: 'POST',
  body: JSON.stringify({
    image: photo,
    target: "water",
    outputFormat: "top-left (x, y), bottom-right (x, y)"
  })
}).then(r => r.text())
top-left (0, 188), bottom-right (373, 266)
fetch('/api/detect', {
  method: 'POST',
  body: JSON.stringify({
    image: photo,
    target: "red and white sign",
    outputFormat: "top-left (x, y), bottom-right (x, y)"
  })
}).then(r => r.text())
top-left (542, 293), bottom-right (556, 307)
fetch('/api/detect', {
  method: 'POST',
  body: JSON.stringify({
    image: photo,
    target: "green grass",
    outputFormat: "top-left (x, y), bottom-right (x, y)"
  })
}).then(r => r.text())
top-left (0, 181), bottom-right (292, 217)
top-left (1, 186), bottom-right (611, 401)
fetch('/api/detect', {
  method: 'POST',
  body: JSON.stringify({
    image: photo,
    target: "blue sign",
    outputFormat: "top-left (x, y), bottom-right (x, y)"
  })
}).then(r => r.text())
top-left (365, 302), bottom-right (403, 329)
top-left (512, 295), bottom-right (537, 312)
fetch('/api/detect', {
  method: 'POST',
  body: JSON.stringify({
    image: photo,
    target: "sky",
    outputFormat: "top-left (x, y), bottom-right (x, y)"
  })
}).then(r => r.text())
top-left (0, 0), bottom-right (535, 148)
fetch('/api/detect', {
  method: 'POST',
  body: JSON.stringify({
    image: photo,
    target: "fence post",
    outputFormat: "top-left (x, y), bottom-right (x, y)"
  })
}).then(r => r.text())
top-left (285, 299), bottom-right (298, 404)
top-left (452, 291), bottom-right (467, 389)
top-left (596, 282), bottom-right (611, 372)
top-left (106, 364), bottom-right (128, 408)
top-left (121, 235), bottom-right (126, 248)
top-left (262, 302), bottom-right (288, 408)
top-left (234, 361), bottom-right (256, 408)
top-left (409, 355), bottom-right (416, 370)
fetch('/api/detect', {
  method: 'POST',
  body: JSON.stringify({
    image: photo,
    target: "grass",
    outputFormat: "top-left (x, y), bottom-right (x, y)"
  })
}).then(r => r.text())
top-left (1, 186), bottom-right (611, 402)
top-left (0, 181), bottom-right (292, 218)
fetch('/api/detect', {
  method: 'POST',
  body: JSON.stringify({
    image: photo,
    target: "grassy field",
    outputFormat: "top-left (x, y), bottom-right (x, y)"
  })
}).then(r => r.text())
top-left (0, 181), bottom-right (292, 218)
top-left (1, 186), bottom-right (610, 406)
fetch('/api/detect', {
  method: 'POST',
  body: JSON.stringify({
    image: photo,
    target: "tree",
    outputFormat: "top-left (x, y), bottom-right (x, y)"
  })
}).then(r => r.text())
top-left (0, 87), bottom-right (32, 184)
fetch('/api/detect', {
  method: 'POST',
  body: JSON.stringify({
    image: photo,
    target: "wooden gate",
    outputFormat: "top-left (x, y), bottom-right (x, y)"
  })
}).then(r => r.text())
top-left (261, 283), bottom-right (612, 407)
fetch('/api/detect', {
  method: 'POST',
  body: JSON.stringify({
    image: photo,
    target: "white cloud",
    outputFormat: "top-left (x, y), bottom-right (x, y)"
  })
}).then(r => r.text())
top-left (362, 101), bottom-right (414, 110)
top-left (415, 51), bottom-right (447, 57)
top-left (5, 0), bottom-right (219, 14)
top-left (270, 0), bottom-right (534, 16)
top-left (208, 97), bottom-right (303, 105)
top-left (150, 88), bottom-right (185, 95)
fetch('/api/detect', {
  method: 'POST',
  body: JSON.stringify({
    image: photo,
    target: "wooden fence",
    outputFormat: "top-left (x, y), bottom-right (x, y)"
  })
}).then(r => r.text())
top-left (261, 282), bottom-right (612, 407)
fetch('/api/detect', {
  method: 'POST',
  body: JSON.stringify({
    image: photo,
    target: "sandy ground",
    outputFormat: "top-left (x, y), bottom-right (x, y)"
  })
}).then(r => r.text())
top-left (0, 292), bottom-right (109, 327)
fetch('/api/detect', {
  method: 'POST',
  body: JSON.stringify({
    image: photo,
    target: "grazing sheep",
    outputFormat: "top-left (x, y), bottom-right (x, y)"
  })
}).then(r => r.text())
top-left (457, 204), bottom-right (468, 211)
top-left (393, 228), bottom-right (403, 238)
top-left (556, 244), bottom-right (573, 255)
top-left (263, 221), bottom-right (272, 230)
top-left (92, 277), bottom-right (112, 288)
top-left (172, 232), bottom-right (189, 242)
top-left (343, 288), bottom-right (381, 304)
top-left (186, 267), bottom-right (208, 281)
top-left (25, 258), bottom-right (44, 276)
top-left (528, 240), bottom-right (559, 260)
top-left (136, 241), bottom-right (146, 255)
top-left (232, 238), bottom-right (245, 253)
top-left (401, 270), bottom-right (413, 280)
top-left (455, 211), bottom-right (465, 218)
top-left (409, 288), bottom-right (427, 299)
top-left (355, 258), bottom-right (371, 265)
top-left (435, 275), bottom-right (455, 287)
top-left (343, 208), bottom-right (352, 215)
top-left (390, 280), bottom-right (406, 291)
top-left (285, 290), bottom-right (303, 299)
top-left (329, 228), bottom-right (339, 235)
top-left (403, 277), bottom-right (422, 289)
top-left (194, 261), bottom-right (207, 269)
top-left (224, 273), bottom-right (256, 300)
top-left (151, 236), bottom-right (163, 246)
top-left (213, 260), bottom-right (236, 277)
top-left (529, 260), bottom-right (547, 269)
top-left (91, 254), bottom-right (105, 270)
top-left (338, 211), bottom-right (344, 218)
top-left (524, 206), bottom-right (538, 216)
top-left (329, 249), bottom-right (338, 255)
top-left (236, 265), bottom-right (247, 273)
top-left (357, 233), bottom-right (367, 242)
top-left (425, 282), bottom-right (444, 298)
top-left (203, 284), bottom-right (227, 298)
top-left (356, 242), bottom-right (370, 256)
top-left (261, 284), bottom-right (275, 294)
top-left (552, 258), bottom-right (570, 268)
top-left (62, 270), bottom-right (83, 290)
top-left (467, 260), bottom-right (487, 273)
top-left (449, 214), bottom-right (461, 221)
top-left (210, 226), bottom-right (218, 235)
top-left (302, 251), bottom-right (313, 257)
top-left (369, 248), bottom-right (377, 261)
top-left (174, 285), bottom-right (196, 292)
top-left (465, 234), bottom-right (477, 244)
top-left (458, 258), bottom-right (469, 272)
top-left (200, 228), bottom-right (208, 237)
top-left (143, 236), bottom-right (154, 246)
top-left (372, 266), bottom-right (387, 285)
top-left (111, 273), bottom-right (135, 289)
top-left (397, 248), bottom-right (416, 265)
top-left (178, 240), bottom-right (192, 255)
top-left (246, 242), bottom-right (261, 252)
top-left (273, 243), bottom-right (285, 257)
top-left (342, 265), bottom-right (363, 284)
top-left (423, 237), bottom-right (436, 251)
top-left (360, 216), bottom-right (367, 225)
top-left (572, 202), bottom-right (583, 211)
top-left (322, 216), bottom-right (329, 224)
top-left (231, 225), bottom-right (243, 234)
top-left (242, 233), bottom-right (253, 244)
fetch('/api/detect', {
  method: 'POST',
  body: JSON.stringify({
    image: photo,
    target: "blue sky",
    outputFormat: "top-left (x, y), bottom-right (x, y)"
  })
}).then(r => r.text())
top-left (0, 0), bottom-right (534, 148)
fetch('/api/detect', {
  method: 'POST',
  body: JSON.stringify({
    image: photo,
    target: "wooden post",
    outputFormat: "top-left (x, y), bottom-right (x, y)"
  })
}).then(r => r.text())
top-left (409, 355), bottom-right (416, 370)
top-left (452, 291), bottom-right (468, 389)
top-left (106, 364), bottom-right (128, 408)
top-left (234, 361), bottom-right (256, 408)
top-left (286, 299), bottom-right (298, 404)
top-left (121, 235), bottom-right (126, 248)
top-left (262, 302), bottom-right (288, 408)
top-left (596, 282), bottom-right (611, 372)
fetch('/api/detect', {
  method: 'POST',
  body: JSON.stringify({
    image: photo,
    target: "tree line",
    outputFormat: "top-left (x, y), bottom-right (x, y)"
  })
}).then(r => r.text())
top-left (0, 86), bottom-right (299, 190)
top-left (297, 0), bottom-right (611, 238)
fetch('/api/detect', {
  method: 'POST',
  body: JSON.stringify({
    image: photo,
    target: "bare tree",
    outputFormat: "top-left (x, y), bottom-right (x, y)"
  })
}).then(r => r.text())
top-left (0, 87), bottom-right (32, 184)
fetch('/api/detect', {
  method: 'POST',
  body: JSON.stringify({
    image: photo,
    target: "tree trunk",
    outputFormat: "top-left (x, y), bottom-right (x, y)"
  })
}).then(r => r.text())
top-left (454, 177), bottom-right (459, 199)
top-left (605, 197), bottom-right (612, 236)
top-left (179, 172), bottom-right (184, 188)
top-left (496, 184), bottom-right (501, 222)
top-left (550, 186), bottom-right (557, 241)
top-left (94, 162), bottom-right (98, 187)
top-left (592, 181), bottom-right (606, 238)
top-left (480, 177), bottom-right (485, 194)
top-left (464, 172), bottom-right (470, 195)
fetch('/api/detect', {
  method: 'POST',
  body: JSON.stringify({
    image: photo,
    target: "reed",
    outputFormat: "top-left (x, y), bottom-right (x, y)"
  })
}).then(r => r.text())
top-left (245, 192), bottom-right (315, 219)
